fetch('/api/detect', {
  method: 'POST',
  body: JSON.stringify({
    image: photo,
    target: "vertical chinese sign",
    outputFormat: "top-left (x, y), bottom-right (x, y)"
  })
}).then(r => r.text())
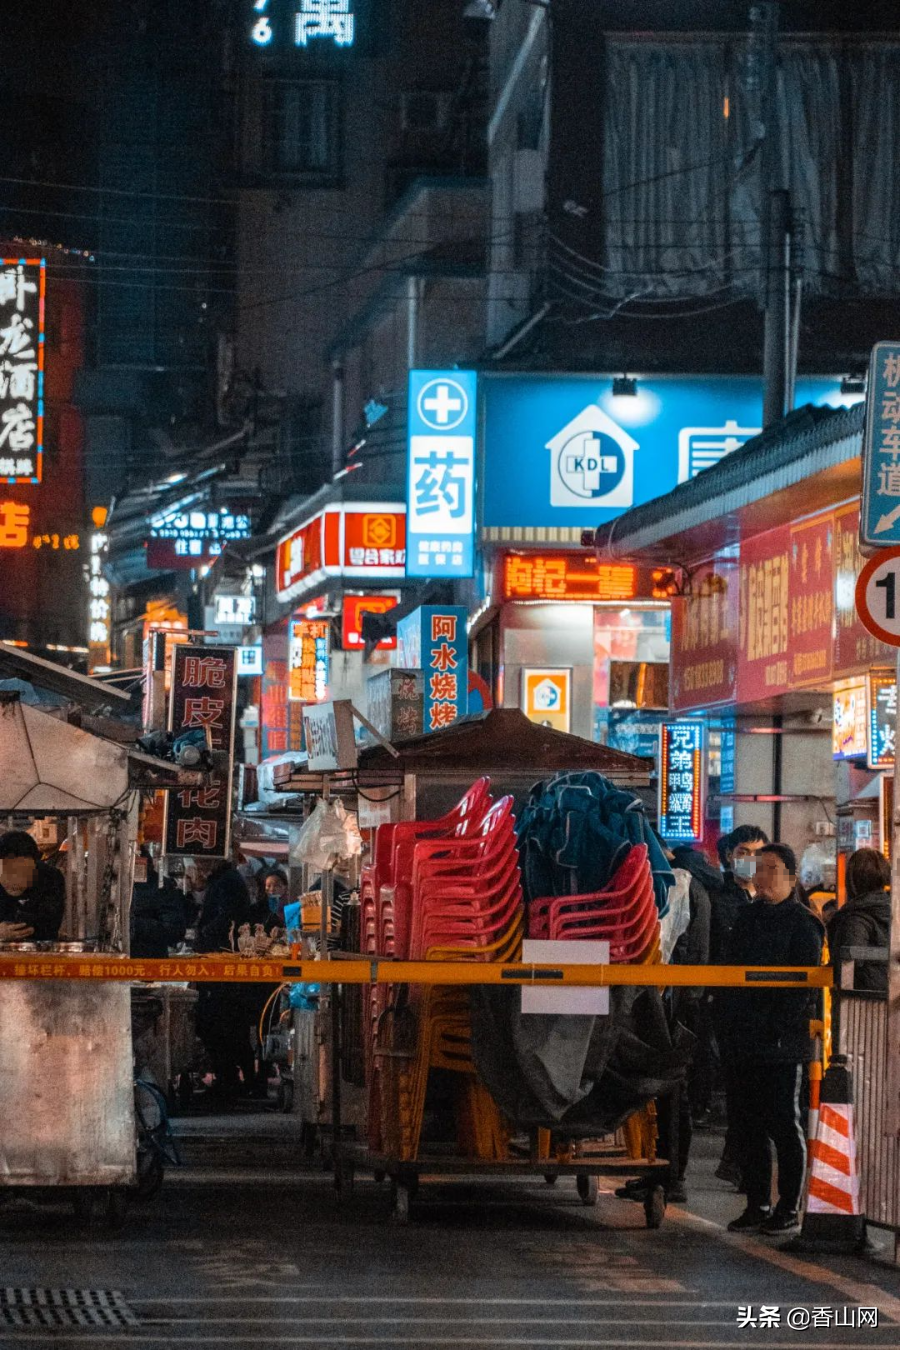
top-left (397, 604), bottom-right (469, 732)
top-left (406, 369), bottom-right (476, 578)
top-left (669, 558), bottom-right (739, 712)
top-left (788, 513), bottom-right (833, 688)
top-left (163, 645), bottom-right (238, 860)
top-left (288, 618), bottom-right (330, 703)
top-left (658, 722), bottom-right (705, 843)
top-left (861, 342), bottom-right (900, 548)
top-left (261, 632), bottom-right (289, 758)
top-left (737, 525), bottom-right (790, 703)
top-left (0, 257), bottom-right (44, 485)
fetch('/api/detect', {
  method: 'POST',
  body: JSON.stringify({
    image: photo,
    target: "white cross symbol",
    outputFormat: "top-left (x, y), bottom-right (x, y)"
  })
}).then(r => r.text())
top-left (423, 382), bottom-right (462, 425)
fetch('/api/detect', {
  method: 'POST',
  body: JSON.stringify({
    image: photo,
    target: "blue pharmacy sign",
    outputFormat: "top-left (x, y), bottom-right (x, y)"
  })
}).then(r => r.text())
top-left (406, 370), bottom-right (476, 578)
top-left (397, 605), bottom-right (468, 733)
top-left (861, 343), bottom-right (900, 549)
top-left (658, 721), bottom-right (705, 844)
top-left (481, 374), bottom-right (862, 533)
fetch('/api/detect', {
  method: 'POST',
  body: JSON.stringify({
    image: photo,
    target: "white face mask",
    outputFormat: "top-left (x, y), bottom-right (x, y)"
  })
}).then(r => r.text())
top-left (732, 855), bottom-right (757, 880)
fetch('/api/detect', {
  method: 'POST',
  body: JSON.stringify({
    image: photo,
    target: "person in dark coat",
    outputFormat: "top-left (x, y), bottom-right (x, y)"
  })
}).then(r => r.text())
top-left (196, 860), bottom-right (256, 1103)
top-left (0, 830), bottom-right (65, 942)
top-left (828, 847), bottom-right (891, 994)
top-left (130, 854), bottom-right (187, 959)
top-left (720, 843), bottom-right (824, 1235)
top-left (712, 825), bottom-right (770, 962)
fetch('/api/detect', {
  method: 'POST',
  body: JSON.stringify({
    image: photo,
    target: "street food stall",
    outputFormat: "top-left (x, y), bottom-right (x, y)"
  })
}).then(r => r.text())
top-left (0, 664), bottom-right (202, 1226)
top-left (269, 708), bottom-right (680, 1224)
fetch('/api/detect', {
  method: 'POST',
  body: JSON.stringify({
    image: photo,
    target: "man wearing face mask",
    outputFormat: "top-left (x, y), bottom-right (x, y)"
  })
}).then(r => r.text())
top-left (0, 831), bottom-right (65, 942)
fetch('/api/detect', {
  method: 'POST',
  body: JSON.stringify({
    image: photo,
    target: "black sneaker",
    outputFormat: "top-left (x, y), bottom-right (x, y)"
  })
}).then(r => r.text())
top-left (615, 1180), bottom-right (648, 1202)
top-left (760, 1208), bottom-right (800, 1235)
top-left (727, 1206), bottom-right (772, 1232)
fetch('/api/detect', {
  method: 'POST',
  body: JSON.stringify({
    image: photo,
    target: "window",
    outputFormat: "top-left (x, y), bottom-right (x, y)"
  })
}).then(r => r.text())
top-left (259, 80), bottom-right (341, 180)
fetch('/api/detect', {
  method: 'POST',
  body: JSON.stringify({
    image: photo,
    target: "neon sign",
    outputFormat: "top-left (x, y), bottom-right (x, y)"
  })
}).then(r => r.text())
top-left (658, 722), bottom-right (705, 843)
top-left (0, 258), bottom-right (45, 485)
top-left (249, 0), bottom-right (355, 48)
top-left (0, 501), bottom-right (79, 552)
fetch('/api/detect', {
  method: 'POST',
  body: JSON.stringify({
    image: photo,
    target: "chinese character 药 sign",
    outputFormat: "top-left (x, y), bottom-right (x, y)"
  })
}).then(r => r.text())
top-left (407, 370), bottom-right (476, 578)
top-left (658, 722), bottom-right (705, 843)
top-left (862, 342), bottom-right (900, 549)
top-left (397, 605), bottom-right (468, 732)
top-left (0, 258), bottom-right (45, 485)
top-left (163, 645), bottom-right (238, 859)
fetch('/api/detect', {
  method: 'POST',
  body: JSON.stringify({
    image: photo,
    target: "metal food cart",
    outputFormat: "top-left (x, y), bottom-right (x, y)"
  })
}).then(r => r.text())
top-left (0, 668), bottom-right (202, 1225)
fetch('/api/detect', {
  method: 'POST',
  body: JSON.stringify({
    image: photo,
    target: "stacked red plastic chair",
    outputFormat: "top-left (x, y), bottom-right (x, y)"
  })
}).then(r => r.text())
top-left (528, 843), bottom-right (660, 964)
top-left (363, 780), bottom-right (521, 1161)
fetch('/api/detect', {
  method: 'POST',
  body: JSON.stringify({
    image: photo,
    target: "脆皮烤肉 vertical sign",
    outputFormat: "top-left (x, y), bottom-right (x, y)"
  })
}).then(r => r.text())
top-left (163, 645), bottom-right (237, 859)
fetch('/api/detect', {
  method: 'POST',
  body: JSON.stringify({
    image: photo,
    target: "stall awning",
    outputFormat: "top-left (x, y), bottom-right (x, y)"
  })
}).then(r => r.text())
top-left (0, 643), bottom-right (130, 711)
top-left (591, 401), bottom-right (864, 565)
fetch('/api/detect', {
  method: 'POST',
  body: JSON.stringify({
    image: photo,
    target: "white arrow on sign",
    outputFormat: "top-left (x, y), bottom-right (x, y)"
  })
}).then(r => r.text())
top-left (875, 503), bottom-right (900, 535)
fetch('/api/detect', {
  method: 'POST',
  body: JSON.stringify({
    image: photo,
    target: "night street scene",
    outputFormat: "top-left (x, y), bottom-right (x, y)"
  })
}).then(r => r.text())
top-left (3, 2), bottom-right (900, 1347)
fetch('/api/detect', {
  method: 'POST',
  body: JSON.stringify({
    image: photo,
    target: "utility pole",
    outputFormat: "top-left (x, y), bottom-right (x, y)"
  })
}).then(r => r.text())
top-left (763, 188), bottom-right (793, 428)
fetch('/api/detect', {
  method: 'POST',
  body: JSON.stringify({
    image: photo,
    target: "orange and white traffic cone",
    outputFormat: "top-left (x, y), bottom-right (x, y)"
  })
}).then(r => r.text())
top-left (787, 1055), bottom-right (865, 1254)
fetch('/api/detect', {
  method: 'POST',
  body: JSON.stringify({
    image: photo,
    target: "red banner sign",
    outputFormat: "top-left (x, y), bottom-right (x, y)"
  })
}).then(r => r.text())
top-left (669, 560), bottom-right (739, 711)
top-left (341, 593), bottom-right (399, 650)
top-left (833, 503), bottom-right (895, 676)
top-left (163, 645), bottom-right (237, 859)
top-left (788, 512), bottom-right (834, 687)
top-left (736, 526), bottom-right (791, 703)
top-left (275, 504), bottom-right (407, 602)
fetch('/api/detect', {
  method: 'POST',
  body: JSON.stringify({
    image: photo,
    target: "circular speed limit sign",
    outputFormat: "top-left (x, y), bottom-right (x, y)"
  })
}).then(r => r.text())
top-left (856, 547), bottom-right (900, 646)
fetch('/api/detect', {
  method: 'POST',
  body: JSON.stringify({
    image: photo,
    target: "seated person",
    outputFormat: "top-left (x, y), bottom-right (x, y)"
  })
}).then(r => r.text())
top-left (0, 830), bottom-right (65, 941)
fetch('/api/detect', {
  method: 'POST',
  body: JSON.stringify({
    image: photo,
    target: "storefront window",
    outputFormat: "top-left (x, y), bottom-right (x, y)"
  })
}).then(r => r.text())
top-left (593, 607), bottom-right (670, 750)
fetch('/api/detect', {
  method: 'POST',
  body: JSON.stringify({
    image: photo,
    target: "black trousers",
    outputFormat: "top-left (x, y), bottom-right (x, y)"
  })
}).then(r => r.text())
top-left (731, 1061), bottom-right (807, 1213)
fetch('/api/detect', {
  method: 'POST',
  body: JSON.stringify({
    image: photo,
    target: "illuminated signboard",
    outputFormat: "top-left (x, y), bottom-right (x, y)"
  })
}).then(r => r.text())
top-left (658, 722), bottom-right (705, 843)
top-left (275, 503), bottom-right (406, 603)
top-left (522, 668), bottom-right (571, 733)
top-left (87, 510), bottom-right (111, 668)
top-left (397, 605), bottom-right (468, 732)
top-left (832, 681), bottom-right (868, 760)
top-left (163, 645), bottom-right (238, 860)
top-left (406, 369), bottom-right (476, 579)
top-left (341, 593), bottom-right (399, 650)
top-left (214, 594), bottom-right (256, 627)
top-left (0, 258), bottom-right (45, 485)
top-left (869, 671), bottom-right (896, 769)
top-left (237, 645), bottom-right (263, 677)
top-left (148, 509), bottom-right (251, 570)
top-left (249, 0), bottom-right (355, 47)
top-left (0, 500), bottom-right (80, 551)
top-left (289, 618), bottom-right (329, 703)
top-left (502, 553), bottom-right (676, 603)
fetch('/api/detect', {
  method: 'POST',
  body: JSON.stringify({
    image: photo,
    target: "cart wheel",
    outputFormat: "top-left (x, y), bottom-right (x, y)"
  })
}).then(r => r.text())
top-left (644, 1185), bottom-right (666, 1229)
top-left (72, 1189), bottom-right (100, 1230)
top-left (373, 1169), bottom-right (386, 1184)
top-left (106, 1188), bottom-right (129, 1232)
top-left (391, 1182), bottom-right (411, 1225)
top-left (577, 1174), bottom-right (598, 1207)
top-left (543, 1173), bottom-right (558, 1186)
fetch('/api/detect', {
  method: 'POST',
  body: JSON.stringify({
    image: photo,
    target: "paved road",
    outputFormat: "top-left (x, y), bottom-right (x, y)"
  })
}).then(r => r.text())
top-left (1, 1130), bottom-right (899, 1349)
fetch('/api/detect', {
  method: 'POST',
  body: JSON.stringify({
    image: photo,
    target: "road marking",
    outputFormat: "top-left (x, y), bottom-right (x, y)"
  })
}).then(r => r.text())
top-left (663, 1206), bottom-right (900, 1324)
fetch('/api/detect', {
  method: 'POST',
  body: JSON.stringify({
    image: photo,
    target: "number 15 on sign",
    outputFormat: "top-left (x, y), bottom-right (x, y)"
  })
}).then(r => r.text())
top-left (856, 549), bottom-right (900, 647)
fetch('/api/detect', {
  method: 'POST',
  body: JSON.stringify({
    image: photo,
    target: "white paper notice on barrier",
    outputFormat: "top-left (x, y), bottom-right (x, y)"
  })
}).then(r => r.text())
top-left (520, 940), bottom-right (610, 1016)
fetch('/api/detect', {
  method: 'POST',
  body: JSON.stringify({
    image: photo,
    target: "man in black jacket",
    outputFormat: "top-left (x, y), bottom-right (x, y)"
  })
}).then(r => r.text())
top-left (720, 843), bottom-right (823, 1234)
top-left (0, 830), bottom-right (65, 942)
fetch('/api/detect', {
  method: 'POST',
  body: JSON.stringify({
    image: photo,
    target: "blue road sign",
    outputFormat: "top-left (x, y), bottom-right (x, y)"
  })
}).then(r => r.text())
top-left (861, 342), bottom-right (900, 550)
top-left (406, 370), bottom-right (476, 578)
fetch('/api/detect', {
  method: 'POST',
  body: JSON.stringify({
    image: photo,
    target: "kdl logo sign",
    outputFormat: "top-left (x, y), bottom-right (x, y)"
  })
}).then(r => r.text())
top-left (545, 406), bottom-right (639, 509)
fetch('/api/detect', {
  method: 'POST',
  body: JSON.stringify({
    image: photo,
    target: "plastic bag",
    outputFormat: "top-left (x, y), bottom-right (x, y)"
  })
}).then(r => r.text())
top-left (293, 799), bottom-right (362, 869)
top-left (659, 867), bottom-right (692, 964)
